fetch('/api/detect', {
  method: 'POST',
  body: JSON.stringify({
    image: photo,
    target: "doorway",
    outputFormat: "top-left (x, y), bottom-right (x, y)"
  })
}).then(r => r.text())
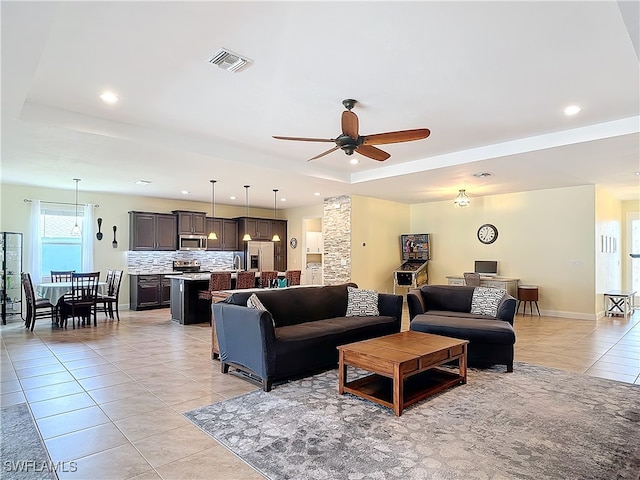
top-left (303, 217), bottom-right (323, 285)
top-left (627, 212), bottom-right (640, 306)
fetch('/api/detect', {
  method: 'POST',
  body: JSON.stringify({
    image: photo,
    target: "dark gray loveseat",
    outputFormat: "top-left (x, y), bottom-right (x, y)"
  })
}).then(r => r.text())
top-left (407, 285), bottom-right (516, 371)
top-left (212, 283), bottom-right (403, 391)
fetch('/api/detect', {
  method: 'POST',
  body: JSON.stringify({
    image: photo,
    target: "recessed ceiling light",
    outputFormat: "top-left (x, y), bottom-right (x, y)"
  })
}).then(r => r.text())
top-left (472, 172), bottom-right (492, 178)
top-left (230, 196), bottom-right (236, 200)
top-left (99, 91), bottom-right (120, 104)
top-left (564, 105), bottom-right (581, 116)
top-left (135, 179), bottom-right (151, 185)
top-left (280, 198), bottom-right (287, 202)
top-left (350, 158), bottom-right (359, 165)
top-left (314, 192), bottom-right (321, 196)
top-left (635, 171), bottom-right (640, 176)
top-left (181, 190), bottom-right (189, 195)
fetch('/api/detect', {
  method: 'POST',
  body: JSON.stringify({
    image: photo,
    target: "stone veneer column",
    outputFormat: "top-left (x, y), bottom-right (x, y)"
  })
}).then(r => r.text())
top-left (323, 195), bottom-right (351, 284)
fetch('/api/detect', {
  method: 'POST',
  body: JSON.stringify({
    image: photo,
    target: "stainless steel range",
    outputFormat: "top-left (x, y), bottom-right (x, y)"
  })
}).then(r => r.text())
top-left (172, 260), bottom-right (207, 273)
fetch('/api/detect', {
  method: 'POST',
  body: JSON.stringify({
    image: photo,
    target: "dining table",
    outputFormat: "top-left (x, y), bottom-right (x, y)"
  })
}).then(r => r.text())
top-left (36, 281), bottom-right (108, 304)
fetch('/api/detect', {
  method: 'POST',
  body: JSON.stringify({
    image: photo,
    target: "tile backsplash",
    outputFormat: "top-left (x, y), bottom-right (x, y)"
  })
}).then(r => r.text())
top-left (127, 251), bottom-right (235, 274)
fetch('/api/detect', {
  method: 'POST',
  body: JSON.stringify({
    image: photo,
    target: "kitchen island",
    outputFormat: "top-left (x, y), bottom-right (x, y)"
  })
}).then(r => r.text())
top-left (169, 271), bottom-right (287, 325)
top-left (168, 271), bottom-right (251, 324)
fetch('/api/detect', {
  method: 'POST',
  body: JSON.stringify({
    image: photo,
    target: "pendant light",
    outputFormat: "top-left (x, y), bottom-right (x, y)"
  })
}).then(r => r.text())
top-left (271, 189), bottom-right (280, 242)
top-left (70, 178), bottom-right (81, 236)
top-left (454, 189), bottom-right (470, 207)
top-left (242, 185), bottom-right (252, 241)
top-left (207, 180), bottom-right (218, 240)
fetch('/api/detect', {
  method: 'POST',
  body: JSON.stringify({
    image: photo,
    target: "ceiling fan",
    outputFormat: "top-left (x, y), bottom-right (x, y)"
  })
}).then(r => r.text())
top-left (273, 99), bottom-right (431, 162)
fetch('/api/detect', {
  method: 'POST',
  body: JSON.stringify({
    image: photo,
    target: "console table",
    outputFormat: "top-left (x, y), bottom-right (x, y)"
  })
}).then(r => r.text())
top-left (446, 276), bottom-right (519, 297)
top-left (603, 290), bottom-right (636, 317)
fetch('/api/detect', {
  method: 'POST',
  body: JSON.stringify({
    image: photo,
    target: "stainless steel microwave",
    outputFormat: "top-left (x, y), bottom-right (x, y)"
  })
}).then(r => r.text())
top-left (178, 235), bottom-right (207, 251)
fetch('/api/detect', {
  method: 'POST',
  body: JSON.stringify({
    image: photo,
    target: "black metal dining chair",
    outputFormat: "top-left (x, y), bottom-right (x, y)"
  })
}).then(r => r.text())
top-left (21, 273), bottom-right (55, 331)
top-left (60, 272), bottom-right (100, 328)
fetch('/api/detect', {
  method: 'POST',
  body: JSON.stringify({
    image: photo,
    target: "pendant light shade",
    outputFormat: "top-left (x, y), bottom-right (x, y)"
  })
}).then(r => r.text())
top-left (454, 189), bottom-right (470, 207)
top-left (207, 180), bottom-right (218, 240)
top-left (242, 185), bottom-right (252, 241)
top-left (70, 178), bottom-right (82, 236)
top-left (271, 189), bottom-right (280, 242)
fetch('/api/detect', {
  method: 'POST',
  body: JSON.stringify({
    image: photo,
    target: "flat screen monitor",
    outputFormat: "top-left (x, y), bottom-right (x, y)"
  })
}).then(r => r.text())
top-left (474, 260), bottom-right (498, 276)
top-left (401, 234), bottom-right (430, 261)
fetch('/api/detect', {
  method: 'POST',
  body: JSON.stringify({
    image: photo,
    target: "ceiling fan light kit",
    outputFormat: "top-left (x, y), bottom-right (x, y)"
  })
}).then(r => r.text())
top-left (273, 99), bottom-right (430, 162)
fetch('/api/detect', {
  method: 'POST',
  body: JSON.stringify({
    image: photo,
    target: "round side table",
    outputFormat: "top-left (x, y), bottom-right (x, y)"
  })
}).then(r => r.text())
top-left (517, 285), bottom-right (540, 316)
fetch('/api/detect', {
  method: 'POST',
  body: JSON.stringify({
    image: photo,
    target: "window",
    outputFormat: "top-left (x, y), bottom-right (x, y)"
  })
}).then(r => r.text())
top-left (40, 204), bottom-right (84, 278)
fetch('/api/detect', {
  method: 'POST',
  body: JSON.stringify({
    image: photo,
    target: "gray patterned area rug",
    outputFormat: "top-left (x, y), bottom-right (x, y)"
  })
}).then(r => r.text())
top-left (185, 363), bottom-right (640, 480)
top-left (1, 403), bottom-right (57, 480)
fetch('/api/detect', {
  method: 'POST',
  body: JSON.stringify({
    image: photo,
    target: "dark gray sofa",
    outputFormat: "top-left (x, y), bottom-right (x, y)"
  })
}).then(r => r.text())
top-left (212, 283), bottom-right (403, 391)
top-left (407, 285), bottom-right (516, 372)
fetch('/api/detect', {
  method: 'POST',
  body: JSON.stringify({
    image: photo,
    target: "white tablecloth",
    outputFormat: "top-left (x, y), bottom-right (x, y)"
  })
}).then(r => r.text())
top-left (36, 281), bottom-right (107, 304)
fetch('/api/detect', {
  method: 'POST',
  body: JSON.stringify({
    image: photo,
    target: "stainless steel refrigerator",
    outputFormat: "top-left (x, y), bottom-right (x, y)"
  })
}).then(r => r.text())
top-left (246, 241), bottom-right (274, 272)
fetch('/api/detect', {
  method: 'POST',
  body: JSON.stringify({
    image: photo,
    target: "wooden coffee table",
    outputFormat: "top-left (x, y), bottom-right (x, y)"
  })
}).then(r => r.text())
top-left (337, 331), bottom-right (468, 416)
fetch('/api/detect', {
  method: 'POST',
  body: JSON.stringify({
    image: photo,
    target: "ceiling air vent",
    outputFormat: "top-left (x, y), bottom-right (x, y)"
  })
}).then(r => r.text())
top-left (206, 48), bottom-right (252, 73)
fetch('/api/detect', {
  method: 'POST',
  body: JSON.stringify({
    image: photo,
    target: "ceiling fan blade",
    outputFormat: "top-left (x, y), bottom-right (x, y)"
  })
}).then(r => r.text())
top-left (356, 145), bottom-right (390, 161)
top-left (362, 128), bottom-right (431, 145)
top-left (341, 111), bottom-right (359, 138)
top-left (307, 146), bottom-right (340, 162)
top-left (273, 136), bottom-right (335, 142)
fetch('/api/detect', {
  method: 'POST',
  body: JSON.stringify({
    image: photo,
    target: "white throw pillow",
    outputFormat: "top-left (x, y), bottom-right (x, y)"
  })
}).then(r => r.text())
top-left (346, 286), bottom-right (379, 317)
top-left (470, 287), bottom-right (504, 317)
top-left (247, 293), bottom-right (268, 312)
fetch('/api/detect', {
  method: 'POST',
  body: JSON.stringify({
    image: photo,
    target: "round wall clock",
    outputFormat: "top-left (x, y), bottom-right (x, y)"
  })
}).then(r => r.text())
top-left (477, 224), bottom-right (498, 244)
top-left (289, 237), bottom-right (298, 249)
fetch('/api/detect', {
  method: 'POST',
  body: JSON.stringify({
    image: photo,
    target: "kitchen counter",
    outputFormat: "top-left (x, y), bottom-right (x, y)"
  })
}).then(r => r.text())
top-left (166, 270), bottom-right (243, 281)
top-left (167, 271), bottom-right (285, 281)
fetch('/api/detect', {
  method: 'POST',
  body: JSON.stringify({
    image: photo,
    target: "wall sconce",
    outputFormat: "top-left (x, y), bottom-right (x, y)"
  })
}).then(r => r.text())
top-left (454, 189), bottom-right (470, 207)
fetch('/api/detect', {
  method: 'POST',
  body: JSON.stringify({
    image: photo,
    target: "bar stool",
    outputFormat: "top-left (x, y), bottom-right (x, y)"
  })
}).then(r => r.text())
top-left (517, 285), bottom-right (540, 316)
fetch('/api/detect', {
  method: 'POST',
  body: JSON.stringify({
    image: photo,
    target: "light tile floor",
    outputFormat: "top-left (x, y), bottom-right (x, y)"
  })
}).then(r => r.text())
top-left (1, 306), bottom-right (639, 480)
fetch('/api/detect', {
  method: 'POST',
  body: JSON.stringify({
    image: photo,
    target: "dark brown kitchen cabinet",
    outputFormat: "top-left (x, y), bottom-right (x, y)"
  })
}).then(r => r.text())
top-left (235, 217), bottom-right (273, 244)
top-left (173, 211), bottom-right (206, 236)
top-left (129, 212), bottom-right (177, 251)
top-left (272, 220), bottom-right (287, 271)
top-left (205, 218), bottom-right (238, 251)
top-left (235, 217), bottom-right (287, 268)
top-left (272, 220), bottom-right (287, 254)
top-left (130, 274), bottom-right (172, 310)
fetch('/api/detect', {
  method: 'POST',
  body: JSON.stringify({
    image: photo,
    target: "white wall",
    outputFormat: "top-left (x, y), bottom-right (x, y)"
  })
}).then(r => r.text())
top-left (410, 185), bottom-right (598, 319)
top-left (350, 196), bottom-right (410, 293)
top-left (595, 186), bottom-right (623, 314)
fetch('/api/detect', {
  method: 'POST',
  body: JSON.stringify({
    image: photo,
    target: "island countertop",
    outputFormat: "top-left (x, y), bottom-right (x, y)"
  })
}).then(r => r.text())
top-left (167, 271), bottom-right (285, 281)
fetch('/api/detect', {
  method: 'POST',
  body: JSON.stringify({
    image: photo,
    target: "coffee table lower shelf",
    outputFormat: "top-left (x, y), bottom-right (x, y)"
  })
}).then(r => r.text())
top-left (342, 368), bottom-right (464, 412)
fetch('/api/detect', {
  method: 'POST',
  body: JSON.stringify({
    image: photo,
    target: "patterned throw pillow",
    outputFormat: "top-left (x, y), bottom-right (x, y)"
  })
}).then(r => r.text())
top-left (470, 287), bottom-right (504, 317)
top-left (247, 293), bottom-right (268, 312)
top-left (346, 286), bottom-right (379, 317)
